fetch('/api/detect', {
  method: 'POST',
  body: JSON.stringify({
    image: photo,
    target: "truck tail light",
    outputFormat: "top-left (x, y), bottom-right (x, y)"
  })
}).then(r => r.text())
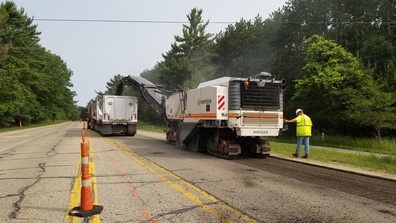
top-left (103, 113), bottom-right (107, 120)
top-left (243, 81), bottom-right (249, 90)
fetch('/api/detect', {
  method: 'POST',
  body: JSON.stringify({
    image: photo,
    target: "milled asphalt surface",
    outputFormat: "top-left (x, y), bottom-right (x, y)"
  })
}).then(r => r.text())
top-left (137, 130), bottom-right (396, 181)
top-left (118, 130), bottom-right (396, 222)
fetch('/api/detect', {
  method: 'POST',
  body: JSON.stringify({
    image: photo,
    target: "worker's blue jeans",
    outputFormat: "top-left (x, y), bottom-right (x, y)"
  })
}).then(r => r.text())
top-left (296, 136), bottom-right (310, 155)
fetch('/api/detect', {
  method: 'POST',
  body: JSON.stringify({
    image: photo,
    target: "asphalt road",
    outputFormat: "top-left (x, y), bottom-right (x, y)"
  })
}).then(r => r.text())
top-left (0, 122), bottom-right (395, 223)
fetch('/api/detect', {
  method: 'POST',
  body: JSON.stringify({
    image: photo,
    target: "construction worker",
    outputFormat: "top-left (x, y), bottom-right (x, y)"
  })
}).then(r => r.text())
top-left (285, 109), bottom-right (313, 158)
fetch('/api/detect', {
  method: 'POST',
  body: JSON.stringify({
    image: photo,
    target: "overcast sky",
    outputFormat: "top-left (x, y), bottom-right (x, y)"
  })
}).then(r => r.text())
top-left (5, 0), bottom-right (287, 106)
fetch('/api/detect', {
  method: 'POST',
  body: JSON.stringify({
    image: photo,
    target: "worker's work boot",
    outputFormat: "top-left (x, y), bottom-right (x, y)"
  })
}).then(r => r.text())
top-left (301, 155), bottom-right (309, 159)
top-left (292, 153), bottom-right (299, 158)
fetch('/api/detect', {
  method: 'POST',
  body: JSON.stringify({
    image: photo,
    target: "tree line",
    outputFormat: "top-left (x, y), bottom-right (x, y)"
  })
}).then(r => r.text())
top-left (120, 1), bottom-right (396, 139)
top-left (0, 2), bottom-right (79, 127)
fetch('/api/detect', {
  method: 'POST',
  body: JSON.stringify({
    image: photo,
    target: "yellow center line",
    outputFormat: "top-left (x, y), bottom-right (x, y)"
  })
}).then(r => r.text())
top-left (88, 131), bottom-right (101, 223)
top-left (65, 150), bottom-right (81, 223)
top-left (133, 149), bottom-right (257, 223)
top-left (105, 138), bottom-right (258, 223)
top-left (103, 138), bottom-right (231, 222)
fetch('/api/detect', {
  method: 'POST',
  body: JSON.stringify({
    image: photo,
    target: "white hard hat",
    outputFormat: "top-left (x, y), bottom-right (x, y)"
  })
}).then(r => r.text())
top-left (295, 109), bottom-right (303, 114)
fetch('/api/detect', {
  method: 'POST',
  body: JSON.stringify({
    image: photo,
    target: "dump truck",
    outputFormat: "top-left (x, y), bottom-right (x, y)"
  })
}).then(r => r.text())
top-left (86, 95), bottom-right (138, 136)
top-left (116, 73), bottom-right (285, 159)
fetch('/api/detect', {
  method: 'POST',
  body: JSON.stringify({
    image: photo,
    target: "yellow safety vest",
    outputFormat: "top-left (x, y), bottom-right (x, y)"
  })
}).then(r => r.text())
top-left (296, 114), bottom-right (312, 136)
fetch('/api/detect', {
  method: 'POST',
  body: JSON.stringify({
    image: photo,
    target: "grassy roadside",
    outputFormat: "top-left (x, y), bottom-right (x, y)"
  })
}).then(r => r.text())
top-left (137, 121), bottom-right (167, 133)
top-left (271, 135), bottom-right (396, 155)
top-left (0, 120), bottom-right (67, 133)
top-left (270, 142), bottom-right (396, 174)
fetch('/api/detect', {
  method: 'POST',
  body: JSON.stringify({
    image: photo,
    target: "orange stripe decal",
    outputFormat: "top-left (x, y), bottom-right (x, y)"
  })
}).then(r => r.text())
top-left (184, 113), bottom-right (217, 119)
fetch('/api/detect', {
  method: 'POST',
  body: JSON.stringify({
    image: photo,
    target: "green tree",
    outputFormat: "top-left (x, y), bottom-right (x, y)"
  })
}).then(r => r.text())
top-left (0, 2), bottom-right (42, 125)
top-left (0, 2), bottom-right (78, 126)
top-left (346, 80), bottom-right (396, 139)
top-left (215, 17), bottom-right (269, 77)
top-left (104, 74), bottom-right (123, 94)
top-left (0, 7), bottom-right (11, 63)
top-left (141, 65), bottom-right (162, 85)
top-left (294, 35), bottom-right (395, 138)
top-left (268, 0), bottom-right (331, 80)
top-left (360, 36), bottom-right (396, 91)
top-left (159, 8), bottom-right (214, 92)
top-left (293, 35), bottom-right (362, 132)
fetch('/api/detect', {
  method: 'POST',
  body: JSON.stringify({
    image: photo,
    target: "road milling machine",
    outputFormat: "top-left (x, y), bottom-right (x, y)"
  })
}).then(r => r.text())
top-left (116, 73), bottom-right (285, 159)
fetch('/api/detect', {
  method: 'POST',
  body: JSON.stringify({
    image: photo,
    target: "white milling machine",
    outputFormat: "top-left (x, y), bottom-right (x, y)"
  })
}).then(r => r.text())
top-left (117, 72), bottom-right (285, 159)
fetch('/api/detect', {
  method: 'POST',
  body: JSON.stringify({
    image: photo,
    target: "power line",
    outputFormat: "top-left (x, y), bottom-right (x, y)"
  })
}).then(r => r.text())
top-left (33, 18), bottom-right (396, 25)
top-left (276, 21), bottom-right (396, 25)
top-left (33, 18), bottom-right (233, 24)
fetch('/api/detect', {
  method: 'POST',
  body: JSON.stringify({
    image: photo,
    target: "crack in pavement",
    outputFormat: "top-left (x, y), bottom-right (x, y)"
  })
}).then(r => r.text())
top-left (8, 162), bottom-right (46, 219)
top-left (8, 177), bottom-right (42, 219)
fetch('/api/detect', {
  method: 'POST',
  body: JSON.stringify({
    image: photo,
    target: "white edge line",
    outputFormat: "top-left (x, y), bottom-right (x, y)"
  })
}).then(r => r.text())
top-left (0, 130), bottom-right (56, 152)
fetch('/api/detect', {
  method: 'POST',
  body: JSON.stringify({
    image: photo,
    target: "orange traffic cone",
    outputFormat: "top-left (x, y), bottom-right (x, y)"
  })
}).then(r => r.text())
top-left (69, 133), bottom-right (103, 217)
top-left (82, 131), bottom-right (86, 142)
